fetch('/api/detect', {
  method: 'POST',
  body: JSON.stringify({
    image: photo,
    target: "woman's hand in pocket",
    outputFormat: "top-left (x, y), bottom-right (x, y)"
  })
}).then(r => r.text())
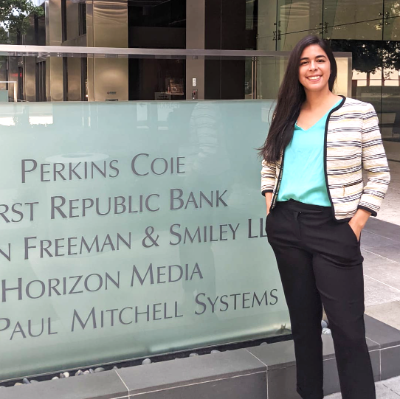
top-left (348, 219), bottom-right (362, 242)
top-left (348, 208), bottom-right (371, 242)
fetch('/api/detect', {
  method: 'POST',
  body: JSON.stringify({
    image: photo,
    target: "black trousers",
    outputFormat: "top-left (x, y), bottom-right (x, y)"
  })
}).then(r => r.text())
top-left (266, 199), bottom-right (375, 399)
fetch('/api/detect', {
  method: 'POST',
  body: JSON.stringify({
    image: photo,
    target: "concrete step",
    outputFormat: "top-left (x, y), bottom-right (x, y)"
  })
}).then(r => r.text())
top-left (1, 314), bottom-right (400, 399)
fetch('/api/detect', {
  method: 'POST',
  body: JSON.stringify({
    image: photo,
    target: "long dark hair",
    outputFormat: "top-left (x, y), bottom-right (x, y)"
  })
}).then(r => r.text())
top-left (258, 35), bottom-right (337, 163)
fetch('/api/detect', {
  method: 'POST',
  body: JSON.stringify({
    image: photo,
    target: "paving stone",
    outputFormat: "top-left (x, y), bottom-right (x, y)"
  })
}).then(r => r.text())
top-left (267, 366), bottom-right (299, 399)
top-left (0, 370), bottom-right (128, 399)
top-left (364, 245), bottom-right (400, 263)
top-left (366, 301), bottom-right (400, 331)
top-left (365, 216), bottom-right (400, 242)
top-left (364, 315), bottom-right (400, 349)
top-left (361, 231), bottom-right (396, 249)
top-left (382, 375), bottom-right (400, 395)
top-left (382, 345), bottom-right (400, 380)
top-left (127, 372), bottom-right (267, 399)
top-left (363, 275), bottom-right (400, 307)
top-left (325, 379), bottom-right (400, 398)
top-left (117, 349), bottom-right (265, 395)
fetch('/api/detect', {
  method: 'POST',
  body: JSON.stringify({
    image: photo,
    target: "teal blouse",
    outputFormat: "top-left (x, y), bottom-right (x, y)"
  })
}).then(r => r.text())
top-left (277, 99), bottom-right (342, 206)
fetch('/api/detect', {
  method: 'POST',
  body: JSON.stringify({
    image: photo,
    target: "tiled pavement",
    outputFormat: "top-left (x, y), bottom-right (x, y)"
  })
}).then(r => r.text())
top-left (362, 162), bottom-right (400, 330)
top-left (362, 223), bottom-right (400, 330)
top-left (326, 375), bottom-right (400, 398)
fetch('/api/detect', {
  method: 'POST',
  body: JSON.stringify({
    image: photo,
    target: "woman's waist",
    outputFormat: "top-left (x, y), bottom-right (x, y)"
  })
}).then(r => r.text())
top-left (275, 199), bottom-right (332, 215)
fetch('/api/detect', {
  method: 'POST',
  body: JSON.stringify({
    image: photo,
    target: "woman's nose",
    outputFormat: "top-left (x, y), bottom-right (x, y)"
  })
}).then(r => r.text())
top-left (309, 61), bottom-right (317, 70)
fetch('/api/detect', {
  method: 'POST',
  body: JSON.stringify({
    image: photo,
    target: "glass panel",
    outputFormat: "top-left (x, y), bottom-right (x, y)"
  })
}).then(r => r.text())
top-left (0, 0), bottom-right (187, 48)
top-left (277, 29), bottom-right (320, 51)
top-left (326, 21), bottom-right (384, 41)
top-left (128, 0), bottom-right (186, 49)
top-left (381, 72), bottom-right (400, 161)
top-left (381, 35), bottom-right (400, 160)
top-left (129, 59), bottom-right (186, 101)
top-left (257, 0), bottom-right (278, 51)
top-left (246, 0), bottom-right (257, 31)
top-left (256, 56), bottom-right (285, 99)
top-left (0, 98), bottom-right (289, 380)
top-left (0, 57), bottom-right (18, 102)
top-left (383, 0), bottom-right (400, 41)
top-left (277, 0), bottom-right (322, 37)
top-left (0, 52), bottom-right (351, 103)
top-left (383, 3), bottom-right (400, 161)
top-left (323, 0), bottom-right (383, 41)
top-left (330, 40), bottom-right (384, 114)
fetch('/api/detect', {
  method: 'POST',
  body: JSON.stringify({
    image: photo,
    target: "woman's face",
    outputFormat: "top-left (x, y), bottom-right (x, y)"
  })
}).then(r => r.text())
top-left (298, 44), bottom-right (331, 92)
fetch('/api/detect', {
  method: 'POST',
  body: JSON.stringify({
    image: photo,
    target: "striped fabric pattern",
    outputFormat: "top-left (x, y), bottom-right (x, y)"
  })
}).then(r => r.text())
top-left (261, 97), bottom-right (391, 220)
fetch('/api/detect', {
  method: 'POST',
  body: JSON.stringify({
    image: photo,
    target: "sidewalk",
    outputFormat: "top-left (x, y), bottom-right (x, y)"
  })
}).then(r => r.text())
top-left (362, 161), bottom-right (400, 330)
top-left (326, 375), bottom-right (400, 398)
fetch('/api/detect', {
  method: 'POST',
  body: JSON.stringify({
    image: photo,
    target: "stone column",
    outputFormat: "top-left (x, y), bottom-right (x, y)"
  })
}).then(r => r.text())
top-left (87, 0), bottom-right (128, 102)
top-left (45, 0), bottom-right (64, 101)
top-left (186, 0), bottom-right (205, 100)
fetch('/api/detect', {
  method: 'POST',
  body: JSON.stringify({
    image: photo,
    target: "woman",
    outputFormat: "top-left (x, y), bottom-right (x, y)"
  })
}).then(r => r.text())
top-left (259, 35), bottom-right (390, 399)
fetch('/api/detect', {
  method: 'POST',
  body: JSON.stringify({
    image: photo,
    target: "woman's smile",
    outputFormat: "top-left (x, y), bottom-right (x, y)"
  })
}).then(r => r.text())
top-left (307, 75), bottom-right (322, 82)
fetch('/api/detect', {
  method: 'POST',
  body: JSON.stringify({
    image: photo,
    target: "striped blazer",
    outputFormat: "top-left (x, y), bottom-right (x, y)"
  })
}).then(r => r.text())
top-left (261, 95), bottom-right (391, 221)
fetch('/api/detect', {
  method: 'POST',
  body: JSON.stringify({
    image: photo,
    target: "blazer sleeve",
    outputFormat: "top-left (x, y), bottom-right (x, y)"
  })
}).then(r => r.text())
top-left (358, 103), bottom-right (391, 217)
top-left (261, 158), bottom-right (276, 196)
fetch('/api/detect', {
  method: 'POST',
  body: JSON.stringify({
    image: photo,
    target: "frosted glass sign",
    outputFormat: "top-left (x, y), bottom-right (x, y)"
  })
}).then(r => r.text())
top-left (0, 100), bottom-right (289, 380)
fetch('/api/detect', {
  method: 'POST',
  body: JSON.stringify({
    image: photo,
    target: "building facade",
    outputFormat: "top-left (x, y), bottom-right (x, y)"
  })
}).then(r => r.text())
top-left (0, 0), bottom-right (398, 380)
top-left (0, 1), bottom-right (399, 155)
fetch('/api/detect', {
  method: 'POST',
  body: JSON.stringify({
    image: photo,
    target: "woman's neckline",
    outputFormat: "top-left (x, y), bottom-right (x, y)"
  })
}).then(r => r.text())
top-left (295, 96), bottom-right (343, 131)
